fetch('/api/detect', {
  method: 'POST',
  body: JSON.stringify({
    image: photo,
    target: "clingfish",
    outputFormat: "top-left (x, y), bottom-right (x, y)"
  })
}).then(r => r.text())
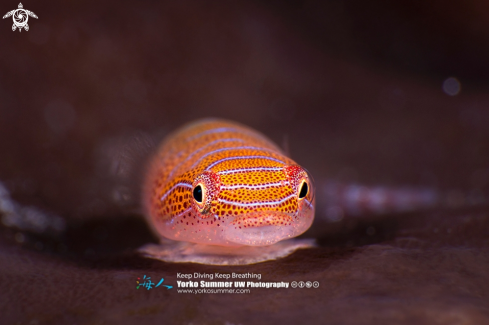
top-left (140, 119), bottom-right (315, 265)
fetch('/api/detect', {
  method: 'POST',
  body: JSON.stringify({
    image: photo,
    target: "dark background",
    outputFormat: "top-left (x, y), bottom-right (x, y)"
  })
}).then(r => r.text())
top-left (1, 0), bottom-right (489, 324)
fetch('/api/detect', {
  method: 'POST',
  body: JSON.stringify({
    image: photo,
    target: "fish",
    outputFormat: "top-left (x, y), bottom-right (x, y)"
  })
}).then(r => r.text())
top-left (142, 118), bottom-right (315, 248)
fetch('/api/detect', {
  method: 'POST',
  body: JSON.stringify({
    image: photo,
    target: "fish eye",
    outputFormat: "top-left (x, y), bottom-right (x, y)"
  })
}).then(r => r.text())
top-left (191, 171), bottom-right (219, 215)
top-left (298, 180), bottom-right (308, 199)
top-left (193, 184), bottom-right (204, 203)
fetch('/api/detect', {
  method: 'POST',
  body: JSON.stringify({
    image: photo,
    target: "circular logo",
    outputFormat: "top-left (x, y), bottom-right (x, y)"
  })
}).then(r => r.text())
top-left (313, 281), bottom-right (319, 288)
top-left (291, 281), bottom-right (297, 288)
top-left (298, 281), bottom-right (305, 288)
top-left (306, 281), bottom-right (312, 288)
top-left (14, 10), bottom-right (27, 24)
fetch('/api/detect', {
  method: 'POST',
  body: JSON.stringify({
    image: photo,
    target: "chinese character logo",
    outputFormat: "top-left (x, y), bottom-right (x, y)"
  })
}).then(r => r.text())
top-left (3, 3), bottom-right (38, 32)
top-left (136, 275), bottom-right (172, 290)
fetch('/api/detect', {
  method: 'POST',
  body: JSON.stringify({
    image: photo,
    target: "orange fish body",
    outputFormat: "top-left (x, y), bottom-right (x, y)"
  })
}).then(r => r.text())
top-left (143, 119), bottom-right (315, 247)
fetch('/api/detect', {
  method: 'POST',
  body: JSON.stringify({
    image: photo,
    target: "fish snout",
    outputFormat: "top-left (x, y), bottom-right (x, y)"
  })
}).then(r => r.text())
top-left (222, 211), bottom-right (310, 246)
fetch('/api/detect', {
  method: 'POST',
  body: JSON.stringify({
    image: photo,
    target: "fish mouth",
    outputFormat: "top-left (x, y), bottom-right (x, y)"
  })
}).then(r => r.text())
top-left (222, 211), bottom-right (310, 246)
